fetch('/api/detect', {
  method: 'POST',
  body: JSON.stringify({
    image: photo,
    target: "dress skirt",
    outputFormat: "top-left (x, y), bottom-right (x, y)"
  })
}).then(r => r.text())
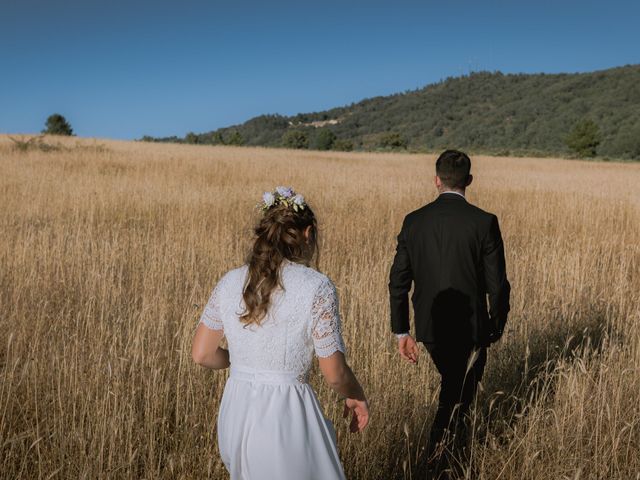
top-left (217, 366), bottom-right (346, 480)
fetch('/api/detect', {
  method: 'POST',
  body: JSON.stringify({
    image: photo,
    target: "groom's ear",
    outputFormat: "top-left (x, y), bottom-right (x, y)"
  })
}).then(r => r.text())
top-left (466, 174), bottom-right (473, 187)
top-left (434, 175), bottom-right (441, 189)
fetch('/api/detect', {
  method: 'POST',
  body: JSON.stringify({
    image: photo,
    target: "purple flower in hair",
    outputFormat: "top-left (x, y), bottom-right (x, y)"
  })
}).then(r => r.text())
top-left (275, 186), bottom-right (294, 198)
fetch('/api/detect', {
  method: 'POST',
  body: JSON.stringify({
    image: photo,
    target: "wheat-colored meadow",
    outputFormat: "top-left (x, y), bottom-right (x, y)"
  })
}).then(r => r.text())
top-left (1, 135), bottom-right (639, 479)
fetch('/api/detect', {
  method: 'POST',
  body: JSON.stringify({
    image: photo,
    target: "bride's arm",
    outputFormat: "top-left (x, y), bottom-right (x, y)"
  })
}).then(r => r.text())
top-left (318, 352), bottom-right (365, 400)
top-left (318, 352), bottom-right (369, 433)
top-left (311, 276), bottom-right (369, 432)
top-left (192, 324), bottom-right (230, 369)
top-left (192, 277), bottom-right (230, 370)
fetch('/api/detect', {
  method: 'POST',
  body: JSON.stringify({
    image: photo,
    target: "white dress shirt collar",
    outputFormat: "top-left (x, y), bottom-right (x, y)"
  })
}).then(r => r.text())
top-left (440, 190), bottom-right (466, 199)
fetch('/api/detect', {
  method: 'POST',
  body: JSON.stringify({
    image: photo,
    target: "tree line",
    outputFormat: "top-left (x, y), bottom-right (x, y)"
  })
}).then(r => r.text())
top-left (144, 64), bottom-right (640, 160)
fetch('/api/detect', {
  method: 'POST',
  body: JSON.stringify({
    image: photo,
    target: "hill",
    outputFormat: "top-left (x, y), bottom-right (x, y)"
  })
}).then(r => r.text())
top-left (147, 64), bottom-right (640, 159)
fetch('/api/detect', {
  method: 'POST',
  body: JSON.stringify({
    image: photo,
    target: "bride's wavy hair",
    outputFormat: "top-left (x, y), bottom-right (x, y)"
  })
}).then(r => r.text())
top-left (241, 202), bottom-right (318, 325)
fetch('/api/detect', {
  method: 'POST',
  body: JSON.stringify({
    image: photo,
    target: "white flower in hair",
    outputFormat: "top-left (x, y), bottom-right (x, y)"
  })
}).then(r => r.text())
top-left (262, 192), bottom-right (275, 207)
top-left (293, 194), bottom-right (305, 206)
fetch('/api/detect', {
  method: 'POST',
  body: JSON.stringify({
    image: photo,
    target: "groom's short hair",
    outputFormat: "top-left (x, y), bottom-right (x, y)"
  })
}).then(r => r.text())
top-left (436, 149), bottom-right (471, 189)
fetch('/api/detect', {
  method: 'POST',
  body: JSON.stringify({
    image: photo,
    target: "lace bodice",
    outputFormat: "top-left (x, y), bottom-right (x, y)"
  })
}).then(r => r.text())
top-left (199, 260), bottom-right (346, 376)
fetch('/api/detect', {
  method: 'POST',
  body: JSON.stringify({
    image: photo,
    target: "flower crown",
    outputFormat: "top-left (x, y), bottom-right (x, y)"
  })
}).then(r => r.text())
top-left (259, 186), bottom-right (307, 213)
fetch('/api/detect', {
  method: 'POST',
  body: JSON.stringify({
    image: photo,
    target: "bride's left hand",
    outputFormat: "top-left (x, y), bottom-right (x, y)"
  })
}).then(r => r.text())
top-left (343, 397), bottom-right (369, 433)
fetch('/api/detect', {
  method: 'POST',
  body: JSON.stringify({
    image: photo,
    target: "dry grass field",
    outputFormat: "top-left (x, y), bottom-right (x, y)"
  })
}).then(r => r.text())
top-left (1, 135), bottom-right (639, 479)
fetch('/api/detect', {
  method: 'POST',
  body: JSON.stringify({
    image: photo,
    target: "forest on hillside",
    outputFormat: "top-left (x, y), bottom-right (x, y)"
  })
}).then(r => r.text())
top-left (145, 64), bottom-right (640, 160)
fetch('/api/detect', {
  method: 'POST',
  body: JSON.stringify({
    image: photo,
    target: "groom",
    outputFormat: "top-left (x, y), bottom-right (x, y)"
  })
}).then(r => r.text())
top-left (389, 149), bottom-right (511, 463)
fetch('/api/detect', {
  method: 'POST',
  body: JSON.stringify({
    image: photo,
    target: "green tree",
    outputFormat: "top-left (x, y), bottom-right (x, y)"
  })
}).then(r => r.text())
top-left (211, 131), bottom-right (225, 145)
top-left (333, 138), bottom-right (354, 151)
top-left (565, 119), bottom-right (601, 158)
top-left (312, 129), bottom-right (336, 151)
top-left (282, 130), bottom-right (309, 149)
top-left (227, 131), bottom-right (244, 146)
top-left (43, 114), bottom-right (73, 136)
top-left (185, 132), bottom-right (199, 144)
top-left (379, 132), bottom-right (407, 149)
top-left (610, 124), bottom-right (640, 160)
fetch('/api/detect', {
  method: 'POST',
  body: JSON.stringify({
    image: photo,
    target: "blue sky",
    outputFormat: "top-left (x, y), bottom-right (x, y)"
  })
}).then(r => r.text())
top-left (1, 0), bottom-right (638, 140)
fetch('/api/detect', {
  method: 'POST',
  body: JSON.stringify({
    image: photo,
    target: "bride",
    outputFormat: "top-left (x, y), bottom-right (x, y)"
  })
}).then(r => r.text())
top-left (191, 186), bottom-right (369, 479)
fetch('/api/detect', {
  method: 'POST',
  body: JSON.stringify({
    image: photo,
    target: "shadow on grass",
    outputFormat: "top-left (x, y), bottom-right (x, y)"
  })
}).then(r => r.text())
top-left (480, 309), bottom-right (616, 435)
top-left (393, 307), bottom-right (620, 480)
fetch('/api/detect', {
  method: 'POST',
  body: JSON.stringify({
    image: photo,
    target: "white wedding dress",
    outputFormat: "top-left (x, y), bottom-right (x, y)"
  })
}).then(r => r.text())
top-left (199, 259), bottom-right (347, 480)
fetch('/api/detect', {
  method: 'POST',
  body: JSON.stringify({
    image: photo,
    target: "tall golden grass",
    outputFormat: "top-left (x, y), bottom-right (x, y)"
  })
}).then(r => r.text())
top-left (1, 135), bottom-right (639, 479)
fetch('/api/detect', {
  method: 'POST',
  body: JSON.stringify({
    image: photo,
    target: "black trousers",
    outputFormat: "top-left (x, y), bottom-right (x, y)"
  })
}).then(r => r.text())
top-left (424, 343), bottom-right (487, 455)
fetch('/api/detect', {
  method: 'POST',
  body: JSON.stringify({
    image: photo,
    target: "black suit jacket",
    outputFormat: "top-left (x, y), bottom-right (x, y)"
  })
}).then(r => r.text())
top-left (389, 193), bottom-right (511, 347)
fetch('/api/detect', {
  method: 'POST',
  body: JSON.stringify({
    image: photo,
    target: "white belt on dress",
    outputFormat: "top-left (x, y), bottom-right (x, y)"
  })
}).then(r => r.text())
top-left (230, 366), bottom-right (309, 385)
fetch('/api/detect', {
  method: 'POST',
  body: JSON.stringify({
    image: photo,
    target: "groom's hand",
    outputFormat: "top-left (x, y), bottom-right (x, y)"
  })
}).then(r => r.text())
top-left (398, 335), bottom-right (419, 364)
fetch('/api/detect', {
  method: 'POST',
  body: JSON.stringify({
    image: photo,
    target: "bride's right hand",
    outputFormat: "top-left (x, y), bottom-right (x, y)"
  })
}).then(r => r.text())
top-left (343, 397), bottom-right (369, 433)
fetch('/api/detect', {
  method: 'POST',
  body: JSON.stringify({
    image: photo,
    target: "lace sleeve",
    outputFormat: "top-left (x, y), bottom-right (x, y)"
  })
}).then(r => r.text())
top-left (311, 277), bottom-right (346, 358)
top-left (199, 278), bottom-right (224, 331)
